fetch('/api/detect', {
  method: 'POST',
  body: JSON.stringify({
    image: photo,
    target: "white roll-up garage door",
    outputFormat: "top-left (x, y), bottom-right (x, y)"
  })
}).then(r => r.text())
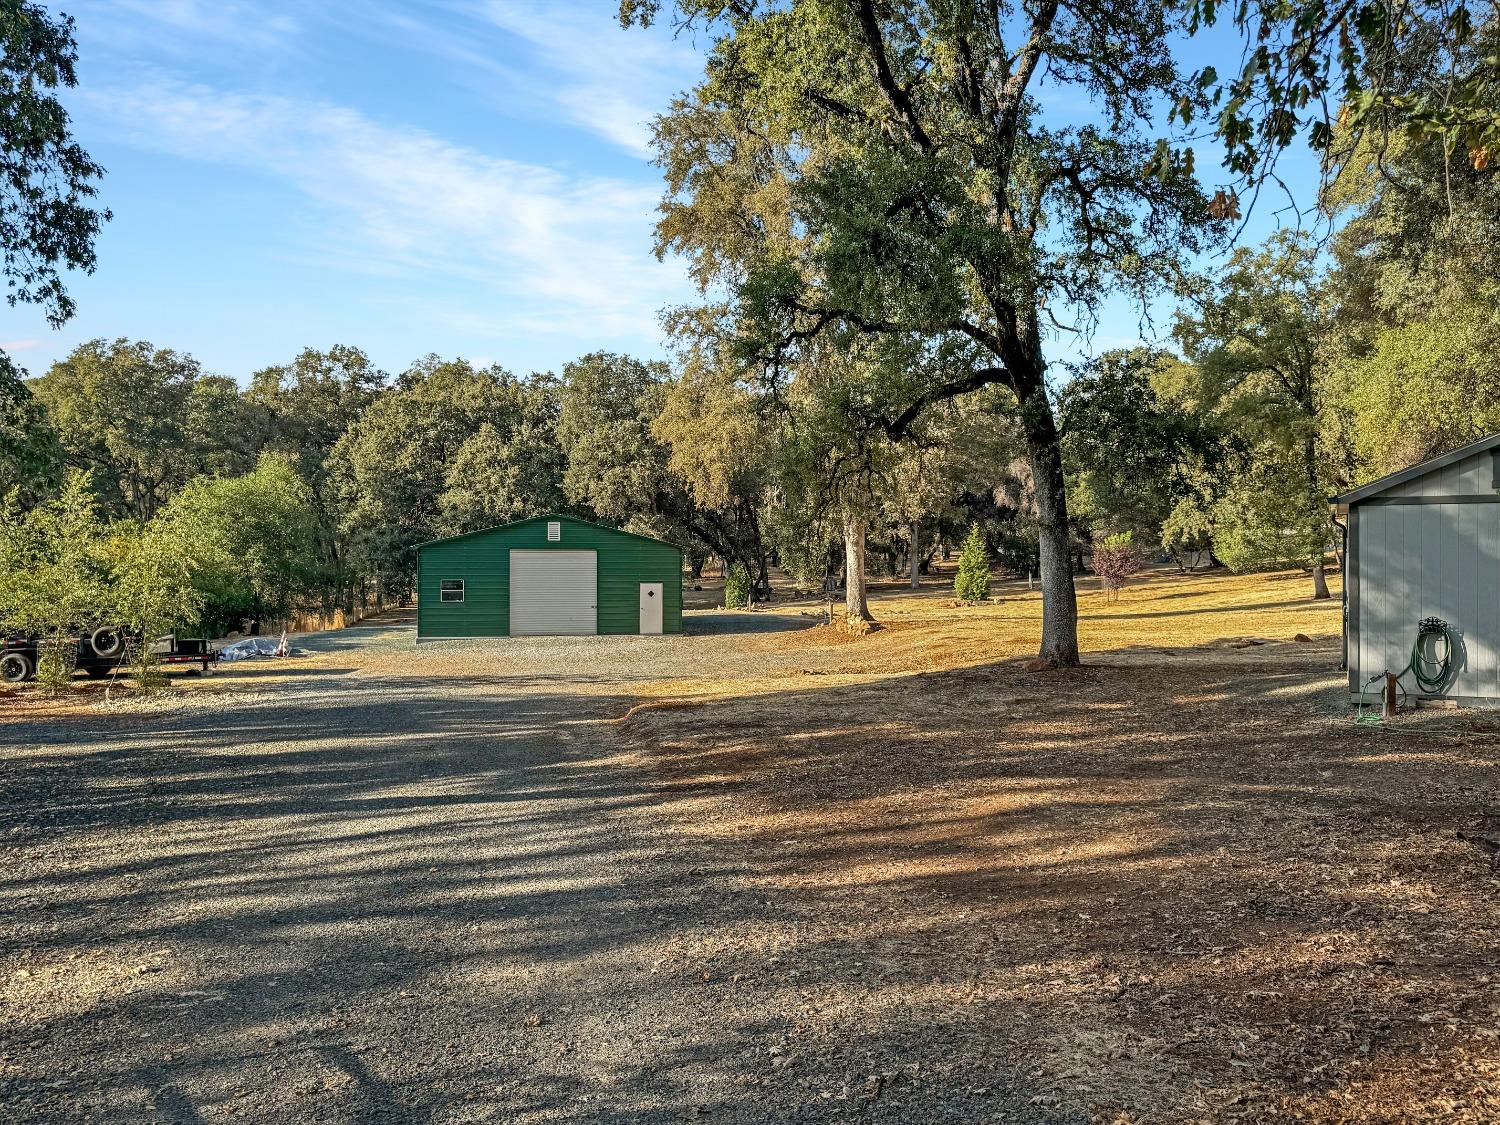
top-left (509, 550), bottom-right (597, 635)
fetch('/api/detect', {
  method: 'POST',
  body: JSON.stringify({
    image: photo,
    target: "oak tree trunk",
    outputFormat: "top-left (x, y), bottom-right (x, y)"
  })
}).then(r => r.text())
top-left (909, 520), bottom-right (921, 589)
top-left (843, 513), bottom-right (874, 623)
top-left (1312, 555), bottom-right (1330, 600)
top-left (1017, 378), bottom-right (1079, 665)
top-left (1304, 433), bottom-right (1330, 601)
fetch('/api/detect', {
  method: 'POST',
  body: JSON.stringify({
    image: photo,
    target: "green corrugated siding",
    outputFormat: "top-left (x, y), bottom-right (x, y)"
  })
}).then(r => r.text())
top-left (417, 515), bottom-right (683, 637)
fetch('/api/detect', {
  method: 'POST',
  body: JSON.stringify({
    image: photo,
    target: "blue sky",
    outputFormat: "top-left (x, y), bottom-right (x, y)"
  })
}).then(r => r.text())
top-left (2, 1), bottom-right (708, 381)
top-left (2, 2), bottom-right (1317, 384)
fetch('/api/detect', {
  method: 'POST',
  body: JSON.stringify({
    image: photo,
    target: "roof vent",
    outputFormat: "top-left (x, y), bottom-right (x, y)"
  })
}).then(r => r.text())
top-left (547, 520), bottom-right (561, 542)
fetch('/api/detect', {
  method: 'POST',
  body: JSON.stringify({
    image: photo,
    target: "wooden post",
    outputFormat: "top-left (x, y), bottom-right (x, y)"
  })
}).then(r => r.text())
top-left (1383, 672), bottom-right (1399, 719)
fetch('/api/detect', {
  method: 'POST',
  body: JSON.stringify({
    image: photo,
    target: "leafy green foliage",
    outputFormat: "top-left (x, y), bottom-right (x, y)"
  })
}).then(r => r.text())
top-left (0, 2), bottom-right (109, 327)
top-left (653, 358), bottom-right (767, 516)
top-left (439, 414), bottom-right (565, 535)
top-left (33, 339), bottom-right (208, 520)
top-left (330, 357), bottom-right (547, 588)
top-left (155, 455), bottom-right (321, 635)
top-left (629, 0), bottom-right (1230, 664)
top-left (723, 562), bottom-right (751, 609)
top-left (1192, 1), bottom-right (1500, 184)
top-left (185, 375), bottom-right (268, 480)
top-left (108, 522), bottom-right (203, 691)
top-left (1174, 230), bottom-right (1330, 430)
top-left (1061, 348), bottom-right (1224, 542)
top-left (248, 346), bottom-right (387, 485)
top-left (1209, 452), bottom-right (1332, 575)
top-left (0, 469), bottom-right (112, 637)
top-left (558, 352), bottom-right (673, 523)
top-left (558, 351), bottom-right (767, 576)
top-left (1320, 125), bottom-right (1500, 475)
top-left (246, 346), bottom-right (388, 610)
top-left (953, 524), bottom-right (990, 604)
top-left (1334, 303), bottom-right (1500, 474)
top-left (33, 636), bottom-right (74, 694)
top-left (1161, 496), bottom-right (1216, 567)
top-left (0, 353), bottom-right (60, 505)
top-left (1173, 230), bottom-right (1335, 585)
top-left (0, 470), bottom-right (115, 693)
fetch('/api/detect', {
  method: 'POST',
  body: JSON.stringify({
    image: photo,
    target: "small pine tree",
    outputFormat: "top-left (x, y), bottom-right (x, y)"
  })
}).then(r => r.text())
top-left (953, 524), bottom-right (990, 603)
top-left (723, 562), bottom-right (751, 609)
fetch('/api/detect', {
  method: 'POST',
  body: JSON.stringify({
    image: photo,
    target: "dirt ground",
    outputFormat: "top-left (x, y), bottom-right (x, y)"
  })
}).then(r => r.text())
top-left (3, 566), bottom-right (1498, 1123)
top-left (625, 568), bottom-right (1500, 1122)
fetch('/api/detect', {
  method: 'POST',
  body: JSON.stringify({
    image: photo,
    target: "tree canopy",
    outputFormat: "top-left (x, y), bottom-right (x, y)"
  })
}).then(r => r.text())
top-left (0, 2), bottom-right (109, 328)
top-left (626, 0), bottom-right (1231, 662)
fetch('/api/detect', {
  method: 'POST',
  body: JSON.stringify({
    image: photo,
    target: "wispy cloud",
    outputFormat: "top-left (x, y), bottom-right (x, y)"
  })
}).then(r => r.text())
top-left (1, 339), bottom-right (43, 352)
top-left (468, 0), bottom-right (704, 157)
top-left (67, 0), bottom-right (301, 54)
top-left (86, 76), bottom-right (691, 342)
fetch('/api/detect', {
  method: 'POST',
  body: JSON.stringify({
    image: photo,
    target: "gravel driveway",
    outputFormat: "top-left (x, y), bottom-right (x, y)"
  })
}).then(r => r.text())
top-left (1, 611), bottom-right (1069, 1124)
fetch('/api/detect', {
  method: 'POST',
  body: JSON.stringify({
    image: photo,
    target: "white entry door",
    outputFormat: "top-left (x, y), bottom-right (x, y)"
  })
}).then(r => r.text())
top-left (638, 582), bottom-right (663, 634)
top-left (509, 550), bottom-right (597, 635)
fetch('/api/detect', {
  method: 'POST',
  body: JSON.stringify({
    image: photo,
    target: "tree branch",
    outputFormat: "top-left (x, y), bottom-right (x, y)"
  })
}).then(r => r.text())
top-left (882, 366), bottom-right (1010, 440)
top-left (997, 0), bottom-right (1060, 132)
top-left (804, 88), bottom-right (876, 127)
top-left (851, 0), bottom-right (935, 152)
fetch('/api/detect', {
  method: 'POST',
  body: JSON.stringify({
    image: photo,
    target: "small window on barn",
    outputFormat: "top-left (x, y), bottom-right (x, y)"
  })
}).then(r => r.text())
top-left (547, 521), bottom-right (561, 541)
top-left (440, 579), bottom-right (465, 603)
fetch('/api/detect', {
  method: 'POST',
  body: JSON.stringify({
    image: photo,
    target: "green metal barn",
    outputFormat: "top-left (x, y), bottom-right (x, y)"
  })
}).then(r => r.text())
top-left (415, 514), bottom-right (683, 639)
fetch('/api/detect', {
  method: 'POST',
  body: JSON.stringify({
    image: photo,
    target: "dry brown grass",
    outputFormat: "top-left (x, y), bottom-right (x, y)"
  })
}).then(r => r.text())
top-left (621, 566), bottom-right (1500, 1123)
top-left (776, 564), bottom-right (1336, 660)
top-left (640, 564), bottom-right (1343, 705)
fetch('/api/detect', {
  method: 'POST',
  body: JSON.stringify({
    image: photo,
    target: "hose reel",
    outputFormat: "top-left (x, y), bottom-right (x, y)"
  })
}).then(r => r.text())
top-left (1356, 617), bottom-right (1458, 723)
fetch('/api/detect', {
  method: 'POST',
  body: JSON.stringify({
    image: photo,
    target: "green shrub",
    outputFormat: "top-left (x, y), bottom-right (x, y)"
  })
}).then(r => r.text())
top-left (953, 524), bottom-right (991, 603)
top-left (34, 635), bottom-right (75, 696)
top-left (724, 562), bottom-right (751, 609)
top-left (128, 640), bottom-right (167, 694)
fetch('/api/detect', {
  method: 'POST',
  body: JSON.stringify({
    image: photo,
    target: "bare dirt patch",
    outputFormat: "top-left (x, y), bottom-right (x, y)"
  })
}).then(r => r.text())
top-left (621, 568), bottom-right (1500, 1123)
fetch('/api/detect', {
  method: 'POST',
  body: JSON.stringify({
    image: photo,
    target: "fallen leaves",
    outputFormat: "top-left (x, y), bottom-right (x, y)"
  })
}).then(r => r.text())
top-left (623, 567), bottom-right (1500, 1123)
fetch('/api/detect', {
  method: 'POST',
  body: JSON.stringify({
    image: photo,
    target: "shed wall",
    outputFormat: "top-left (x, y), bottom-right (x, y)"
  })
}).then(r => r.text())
top-left (417, 517), bottom-right (683, 638)
top-left (1352, 501), bottom-right (1500, 701)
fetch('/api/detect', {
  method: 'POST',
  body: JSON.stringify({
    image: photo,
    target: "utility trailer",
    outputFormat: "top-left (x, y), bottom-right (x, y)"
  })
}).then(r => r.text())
top-left (0, 630), bottom-right (219, 684)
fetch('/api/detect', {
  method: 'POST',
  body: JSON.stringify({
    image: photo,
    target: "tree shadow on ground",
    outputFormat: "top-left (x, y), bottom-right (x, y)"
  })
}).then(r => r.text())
top-left (621, 646), bottom-right (1500, 1122)
top-left (683, 610), bottom-right (816, 637)
top-left (0, 671), bottom-right (1075, 1124)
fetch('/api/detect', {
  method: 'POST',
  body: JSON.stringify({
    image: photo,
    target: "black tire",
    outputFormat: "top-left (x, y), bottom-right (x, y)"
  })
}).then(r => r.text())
top-left (89, 627), bottom-right (125, 659)
top-left (1, 652), bottom-right (34, 684)
top-left (84, 665), bottom-right (112, 679)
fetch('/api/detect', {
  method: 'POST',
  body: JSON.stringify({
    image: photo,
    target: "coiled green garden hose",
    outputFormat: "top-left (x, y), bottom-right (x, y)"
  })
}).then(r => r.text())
top-left (1356, 617), bottom-right (1457, 723)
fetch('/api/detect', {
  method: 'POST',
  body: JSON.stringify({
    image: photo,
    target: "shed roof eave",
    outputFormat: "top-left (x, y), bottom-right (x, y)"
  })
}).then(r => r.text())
top-left (1332, 431), bottom-right (1500, 505)
top-left (413, 512), bottom-right (685, 553)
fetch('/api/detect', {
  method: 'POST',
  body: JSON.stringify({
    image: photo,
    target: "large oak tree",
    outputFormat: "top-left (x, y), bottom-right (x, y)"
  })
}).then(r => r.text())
top-left (623, 0), bottom-right (1222, 664)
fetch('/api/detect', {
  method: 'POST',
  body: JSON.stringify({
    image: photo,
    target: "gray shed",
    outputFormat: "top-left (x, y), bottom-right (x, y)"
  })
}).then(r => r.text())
top-left (1336, 433), bottom-right (1500, 706)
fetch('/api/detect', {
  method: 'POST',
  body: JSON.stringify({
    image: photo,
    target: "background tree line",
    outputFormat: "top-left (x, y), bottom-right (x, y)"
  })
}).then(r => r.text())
top-left (2, 336), bottom-right (1018, 636)
top-left (5, 103), bottom-right (1497, 643)
top-left (1, 0), bottom-right (1496, 664)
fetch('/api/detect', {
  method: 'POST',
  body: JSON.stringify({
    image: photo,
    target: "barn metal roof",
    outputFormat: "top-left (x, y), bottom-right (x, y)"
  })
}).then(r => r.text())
top-left (414, 512), bottom-right (684, 553)
top-left (1332, 431), bottom-right (1500, 505)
